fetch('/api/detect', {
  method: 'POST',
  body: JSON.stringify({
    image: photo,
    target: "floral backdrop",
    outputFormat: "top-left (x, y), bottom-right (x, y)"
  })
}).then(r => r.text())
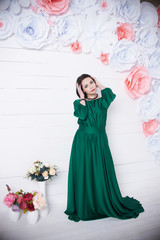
top-left (0, 0), bottom-right (160, 163)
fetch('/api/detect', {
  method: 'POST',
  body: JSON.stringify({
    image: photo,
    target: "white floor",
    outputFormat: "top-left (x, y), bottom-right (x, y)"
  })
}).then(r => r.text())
top-left (1, 193), bottom-right (160, 240)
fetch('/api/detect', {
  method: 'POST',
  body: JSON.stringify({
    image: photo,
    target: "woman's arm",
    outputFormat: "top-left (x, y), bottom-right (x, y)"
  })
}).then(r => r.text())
top-left (76, 83), bottom-right (86, 106)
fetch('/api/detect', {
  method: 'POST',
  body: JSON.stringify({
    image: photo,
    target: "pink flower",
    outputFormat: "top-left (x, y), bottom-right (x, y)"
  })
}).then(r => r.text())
top-left (143, 119), bottom-right (159, 137)
top-left (100, 53), bottom-right (109, 65)
top-left (100, 1), bottom-right (108, 10)
top-left (3, 193), bottom-right (15, 207)
top-left (0, 22), bottom-right (4, 28)
top-left (125, 66), bottom-right (151, 99)
top-left (20, 200), bottom-right (27, 210)
top-left (36, 0), bottom-right (71, 15)
top-left (49, 168), bottom-right (55, 175)
top-left (117, 23), bottom-right (134, 41)
top-left (33, 192), bottom-right (46, 210)
top-left (157, 5), bottom-right (160, 28)
top-left (71, 41), bottom-right (82, 54)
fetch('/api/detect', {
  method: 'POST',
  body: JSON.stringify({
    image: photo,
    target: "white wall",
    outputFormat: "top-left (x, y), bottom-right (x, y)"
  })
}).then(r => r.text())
top-left (0, 37), bottom-right (159, 214)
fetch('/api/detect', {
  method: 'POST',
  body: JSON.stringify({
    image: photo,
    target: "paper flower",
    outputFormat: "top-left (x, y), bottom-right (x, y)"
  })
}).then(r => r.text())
top-left (70, 0), bottom-right (97, 15)
top-left (143, 119), bottom-right (159, 137)
top-left (116, 0), bottom-right (141, 23)
top-left (138, 94), bottom-right (159, 121)
top-left (117, 23), bottom-right (134, 41)
top-left (0, 10), bottom-right (13, 40)
top-left (147, 129), bottom-right (160, 154)
top-left (138, 2), bottom-right (158, 27)
top-left (0, 0), bottom-right (31, 15)
top-left (110, 39), bottom-right (139, 72)
top-left (157, 31), bottom-right (160, 47)
top-left (71, 41), bottom-right (82, 53)
top-left (80, 15), bottom-right (118, 57)
top-left (135, 26), bottom-right (158, 52)
top-left (152, 80), bottom-right (160, 97)
top-left (125, 65), bottom-right (151, 99)
top-left (52, 15), bottom-right (82, 48)
top-left (154, 151), bottom-right (160, 164)
top-left (36, 0), bottom-right (71, 15)
top-left (100, 53), bottom-right (109, 64)
top-left (148, 48), bottom-right (160, 79)
top-left (158, 5), bottom-right (160, 28)
top-left (98, 0), bottom-right (116, 16)
top-left (15, 12), bottom-right (50, 49)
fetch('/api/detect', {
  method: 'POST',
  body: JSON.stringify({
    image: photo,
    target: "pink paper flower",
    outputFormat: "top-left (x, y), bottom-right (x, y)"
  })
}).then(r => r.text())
top-left (125, 65), bottom-right (151, 99)
top-left (36, 0), bottom-right (71, 15)
top-left (157, 5), bottom-right (160, 28)
top-left (100, 1), bottom-right (108, 10)
top-left (71, 41), bottom-right (82, 54)
top-left (100, 53), bottom-right (109, 65)
top-left (143, 119), bottom-right (159, 137)
top-left (117, 23), bottom-right (134, 41)
top-left (3, 193), bottom-right (15, 207)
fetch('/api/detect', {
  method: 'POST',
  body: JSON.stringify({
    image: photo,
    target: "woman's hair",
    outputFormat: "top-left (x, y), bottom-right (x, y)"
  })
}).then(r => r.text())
top-left (76, 74), bottom-right (96, 98)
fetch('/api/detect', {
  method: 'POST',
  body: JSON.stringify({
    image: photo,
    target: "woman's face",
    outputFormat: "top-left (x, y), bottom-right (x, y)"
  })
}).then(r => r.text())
top-left (81, 77), bottom-right (97, 96)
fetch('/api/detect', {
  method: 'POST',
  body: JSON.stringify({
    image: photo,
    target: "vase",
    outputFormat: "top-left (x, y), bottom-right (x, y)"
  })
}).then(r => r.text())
top-left (8, 208), bottom-right (20, 222)
top-left (37, 181), bottom-right (49, 217)
top-left (27, 210), bottom-right (39, 224)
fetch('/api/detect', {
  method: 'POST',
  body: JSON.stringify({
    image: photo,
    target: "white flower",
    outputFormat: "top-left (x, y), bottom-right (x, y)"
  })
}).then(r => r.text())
top-left (70, 0), bottom-right (97, 15)
top-left (0, 0), bottom-right (31, 15)
top-left (80, 14), bottom-right (118, 57)
top-left (0, 10), bottom-right (13, 40)
top-left (15, 12), bottom-right (50, 49)
top-left (97, 0), bottom-right (116, 16)
top-left (157, 31), bottom-right (160, 48)
top-left (52, 14), bottom-right (82, 48)
top-left (44, 162), bottom-right (50, 168)
top-left (152, 80), bottom-right (160, 97)
top-left (138, 2), bottom-right (158, 27)
top-left (116, 0), bottom-right (141, 24)
top-left (28, 166), bottom-right (36, 174)
top-left (33, 192), bottom-right (46, 210)
top-left (110, 39), bottom-right (139, 72)
top-left (135, 26), bottom-right (158, 53)
top-left (148, 48), bottom-right (160, 79)
top-left (137, 94), bottom-right (160, 121)
top-left (154, 151), bottom-right (160, 164)
top-left (147, 128), bottom-right (160, 154)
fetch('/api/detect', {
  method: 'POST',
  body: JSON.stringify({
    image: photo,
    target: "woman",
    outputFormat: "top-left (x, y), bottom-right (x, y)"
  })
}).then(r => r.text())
top-left (64, 74), bottom-right (144, 222)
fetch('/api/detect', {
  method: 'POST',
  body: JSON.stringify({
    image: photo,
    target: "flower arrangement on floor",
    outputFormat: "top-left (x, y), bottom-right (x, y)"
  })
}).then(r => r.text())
top-left (26, 160), bottom-right (58, 182)
top-left (3, 184), bottom-right (46, 213)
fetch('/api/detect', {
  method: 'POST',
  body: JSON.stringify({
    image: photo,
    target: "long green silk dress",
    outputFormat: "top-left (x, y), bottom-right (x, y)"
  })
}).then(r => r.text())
top-left (64, 87), bottom-right (144, 222)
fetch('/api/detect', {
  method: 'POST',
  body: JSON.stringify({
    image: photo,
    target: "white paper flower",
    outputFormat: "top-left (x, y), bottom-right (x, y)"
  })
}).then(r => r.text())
top-left (110, 39), bottom-right (139, 72)
top-left (154, 151), bottom-right (160, 164)
top-left (0, 10), bottom-right (13, 40)
top-left (138, 94), bottom-right (159, 121)
top-left (70, 0), bottom-right (97, 15)
top-left (152, 80), bottom-right (160, 97)
top-left (97, 0), bottom-right (116, 16)
top-left (148, 48), bottom-right (160, 79)
top-left (15, 12), bottom-right (50, 49)
top-left (138, 2), bottom-right (158, 27)
top-left (156, 31), bottom-right (160, 48)
top-left (52, 15), bottom-right (82, 47)
top-left (116, 0), bottom-right (141, 23)
top-left (147, 129), bottom-right (160, 154)
top-left (135, 26), bottom-right (158, 53)
top-left (80, 14), bottom-right (118, 57)
top-left (0, 0), bottom-right (31, 15)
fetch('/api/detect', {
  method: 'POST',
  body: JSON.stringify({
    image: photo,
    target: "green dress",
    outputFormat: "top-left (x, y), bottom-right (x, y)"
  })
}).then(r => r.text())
top-left (64, 88), bottom-right (144, 222)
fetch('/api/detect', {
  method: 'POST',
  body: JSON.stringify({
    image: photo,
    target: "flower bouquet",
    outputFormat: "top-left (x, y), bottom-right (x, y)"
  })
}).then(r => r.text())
top-left (26, 160), bottom-right (58, 182)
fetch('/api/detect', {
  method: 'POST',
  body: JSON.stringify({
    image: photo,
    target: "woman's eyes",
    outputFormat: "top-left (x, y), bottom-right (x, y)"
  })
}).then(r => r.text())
top-left (84, 81), bottom-right (93, 88)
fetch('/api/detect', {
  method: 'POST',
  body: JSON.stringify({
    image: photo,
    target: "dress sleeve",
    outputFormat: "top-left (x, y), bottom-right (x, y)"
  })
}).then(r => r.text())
top-left (101, 88), bottom-right (116, 109)
top-left (73, 100), bottom-right (88, 120)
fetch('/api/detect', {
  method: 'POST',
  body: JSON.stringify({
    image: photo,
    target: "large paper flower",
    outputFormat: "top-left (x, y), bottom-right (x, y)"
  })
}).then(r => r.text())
top-left (138, 94), bottom-right (159, 121)
top-left (52, 15), bottom-right (82, 47)
top-left (15, 12), bottom-right (50, 49)
top-left (148, 48), bottom-right (160, 79)
top-left (36, 0), bottom-right (71, 15)
top-left (0, 10), bottom-right (13, 40)
top-left (138, 2), bottom-right (158, 27)
top-left (110, 39), bottom-right (139, 72)
top-left (158, 5), bottom-right (160, 28)
top-left (80, 15), bottom-right (118, 57)
top-left (117, 23), bottom-right (134, 41)
top-left (147, 129), bottom-right (160, 154)
top-left (98, 0), bottom-right (116, 16)
top-left (116, 0), bottom-right (141, 23)
top-left (70, 0), bottom-right (97, 15)
top-left (135, 26), bottom-right (158, 53)
top-left (152, 80), bottom-right (160, 97)
top-left (125, 65), bottom-right (151, 99)
top-left (143, 119), bottom-right (159, 137)
top-left (0, 0), bottom-right (31, 15)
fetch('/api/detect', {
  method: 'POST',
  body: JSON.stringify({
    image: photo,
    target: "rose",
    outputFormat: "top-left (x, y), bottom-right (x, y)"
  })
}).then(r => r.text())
top-left (23, 193), bottom-right (33, 202)
top-left (44, 162), bottom-right (50, 167)
top-left (138, 2), bottom-right (158, 27)
top-left (124, 66), bottom-right (151, 99)
top-left (36, 0), bottom-right (71, 15)
top-left (42, 171), bottom-right (48, 177)
top-left (117, 23), bottom-right (134, 41)
top-left (0, 0), bottom-right (31, 15)
top-left (110, 39), bottom-right (139, 72)
top-left (53, 15), bottom-right (82, 47)
top-left (20, 200), bottom-right (27, 210)
top-left (49, 168), bottom-right (55, 175)
top-left (100, 53), bottom-right (109, 65)
top-left (138, 94), bottom-right (159, 121)
top-left (33, 192), bottom-right (46, 210)
top-left (0, 10), bottom-right (13, 40)
top-left (148, 49), bottom-right (160, 79)
top-left (71, 41), bottom-right (82, 54)
top-left (143, 119), bottom-right (159, 137)
top-left (27, 203), bottom-right (35, 211)
top-left (116, 0), bottom-right (141, 23)
top-left (15, 12), bottom-right (50, 49)
top-left (135, 26), bottom-right (158, 52)
top-left (3, 193), bottom-right (15, 207)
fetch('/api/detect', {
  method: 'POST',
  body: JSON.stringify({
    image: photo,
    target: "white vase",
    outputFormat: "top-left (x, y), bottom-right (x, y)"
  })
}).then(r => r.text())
top-left (9, 208), bottom-right (20, 222)
top-left (27, 210), bottom-right (39, 224)
top-left (37, 181), bottom-right (49, 217)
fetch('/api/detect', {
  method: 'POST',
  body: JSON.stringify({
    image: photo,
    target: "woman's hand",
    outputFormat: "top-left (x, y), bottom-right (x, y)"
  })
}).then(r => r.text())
top-left (77, 83), bottom-right (85, 99)
top-left (92, 76), bottom-right (105, 90)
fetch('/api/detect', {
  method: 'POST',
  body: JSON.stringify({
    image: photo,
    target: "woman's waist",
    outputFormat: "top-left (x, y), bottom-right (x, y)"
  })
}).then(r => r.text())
top-left (78, 125), bottom-right (106, 134)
